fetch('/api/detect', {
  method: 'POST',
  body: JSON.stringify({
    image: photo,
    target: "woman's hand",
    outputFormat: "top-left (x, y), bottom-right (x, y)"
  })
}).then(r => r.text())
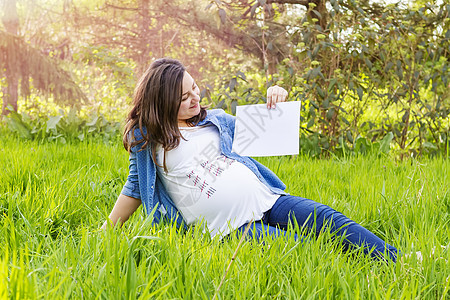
top-left (101, 194), bottom-right (142, 230)
top-left (266, 85), bottom-right (288, 109)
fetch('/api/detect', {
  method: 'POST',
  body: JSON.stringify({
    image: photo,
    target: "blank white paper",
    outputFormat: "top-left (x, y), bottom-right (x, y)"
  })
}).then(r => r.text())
top-left (231, 101), bottom-right (301, 157)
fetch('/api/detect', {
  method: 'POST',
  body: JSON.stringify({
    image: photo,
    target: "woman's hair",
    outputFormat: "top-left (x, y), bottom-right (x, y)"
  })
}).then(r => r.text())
top-left (123, 58), bottom-right (207, 162)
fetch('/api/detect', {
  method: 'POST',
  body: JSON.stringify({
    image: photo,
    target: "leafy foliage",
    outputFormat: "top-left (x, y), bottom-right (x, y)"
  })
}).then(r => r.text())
top-left (3, 106), bottom-right (121, 144)
top-left (205, 0), bottom-right (449, 158)
top-left (0, 0), bottom-right (448, 158)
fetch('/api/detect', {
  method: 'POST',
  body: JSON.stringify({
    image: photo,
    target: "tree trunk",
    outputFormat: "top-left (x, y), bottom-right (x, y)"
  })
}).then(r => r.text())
top-left (2, 0), bottom-right (19, 115)
top-left (136, 0), bottom-right (151, 77)
top-left (2, 68), bottom-right (19, 114)
top-left (310, 0), bottom-right (327, 32)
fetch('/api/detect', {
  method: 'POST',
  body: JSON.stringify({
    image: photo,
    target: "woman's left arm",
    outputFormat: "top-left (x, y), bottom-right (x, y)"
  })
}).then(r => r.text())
top-left (266, 85), bottom-right (288, 109)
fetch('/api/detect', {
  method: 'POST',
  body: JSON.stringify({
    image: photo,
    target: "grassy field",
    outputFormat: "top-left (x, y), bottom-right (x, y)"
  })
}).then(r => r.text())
top-left (0, 133), bottom-right (449, 299)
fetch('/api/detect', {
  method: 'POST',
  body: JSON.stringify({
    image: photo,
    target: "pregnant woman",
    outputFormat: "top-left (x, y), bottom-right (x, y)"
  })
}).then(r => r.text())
top-left (102, 58), bottom-right (399, 262)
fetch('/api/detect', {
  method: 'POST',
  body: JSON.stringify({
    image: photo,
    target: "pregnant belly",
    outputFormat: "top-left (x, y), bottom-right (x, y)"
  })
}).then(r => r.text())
top-left (175, 161), bottom-right (276, 226)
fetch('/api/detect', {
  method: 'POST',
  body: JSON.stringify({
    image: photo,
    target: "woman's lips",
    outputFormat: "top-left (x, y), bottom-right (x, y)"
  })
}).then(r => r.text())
top-left (190, 104), bottom-right (198, 109)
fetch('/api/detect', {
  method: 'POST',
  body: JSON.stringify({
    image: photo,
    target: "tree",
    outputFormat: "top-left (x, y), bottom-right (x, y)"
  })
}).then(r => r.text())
top-left (0, 0), bottom-right (87, 115)
top-left (159, 0), bottom-right (448, 155)
top-left (1, 0), bottom-right (19, 114)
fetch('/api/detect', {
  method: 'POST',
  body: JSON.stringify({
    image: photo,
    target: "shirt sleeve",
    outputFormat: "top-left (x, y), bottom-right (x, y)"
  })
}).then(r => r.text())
top-left (120, 149), bottom-right (141, 200)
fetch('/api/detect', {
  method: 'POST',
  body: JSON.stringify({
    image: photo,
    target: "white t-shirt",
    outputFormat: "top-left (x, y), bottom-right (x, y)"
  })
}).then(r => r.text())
top-left (155, 125), bottom-right (280, 238)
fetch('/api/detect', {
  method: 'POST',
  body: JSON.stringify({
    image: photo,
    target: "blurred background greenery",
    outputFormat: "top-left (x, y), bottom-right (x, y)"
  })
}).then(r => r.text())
top-left (0, 0), bottom-right (449, 158)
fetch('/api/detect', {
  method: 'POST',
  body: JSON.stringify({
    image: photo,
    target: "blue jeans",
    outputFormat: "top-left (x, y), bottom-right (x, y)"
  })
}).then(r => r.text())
top-left (236, 195), bottom-right (399, 262)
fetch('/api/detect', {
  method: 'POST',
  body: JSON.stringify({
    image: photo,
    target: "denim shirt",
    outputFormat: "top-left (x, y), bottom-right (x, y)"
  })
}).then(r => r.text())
top-left (120, 109), bottom-right (287, 227)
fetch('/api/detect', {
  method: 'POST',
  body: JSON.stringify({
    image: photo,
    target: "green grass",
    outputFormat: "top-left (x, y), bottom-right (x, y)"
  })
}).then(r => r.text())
top-left (0, 133), bottom-right (449, 299)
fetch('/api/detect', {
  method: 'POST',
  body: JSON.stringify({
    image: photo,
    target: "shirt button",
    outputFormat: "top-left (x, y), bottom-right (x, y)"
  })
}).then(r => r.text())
top-left (151, 185), bottom-right (154, 189)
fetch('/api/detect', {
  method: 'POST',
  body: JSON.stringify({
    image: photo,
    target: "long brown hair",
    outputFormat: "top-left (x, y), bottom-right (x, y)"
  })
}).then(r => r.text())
top-left (123, 58), bottom-right (207, 166)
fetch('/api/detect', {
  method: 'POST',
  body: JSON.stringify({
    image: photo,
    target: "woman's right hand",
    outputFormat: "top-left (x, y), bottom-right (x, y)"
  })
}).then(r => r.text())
top-left (101, 194), bottom-right (142, 229)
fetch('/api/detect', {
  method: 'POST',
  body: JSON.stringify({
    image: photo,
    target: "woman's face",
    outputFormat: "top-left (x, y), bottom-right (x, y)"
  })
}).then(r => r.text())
top-left (178, 71), bottom-right (200, 126)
